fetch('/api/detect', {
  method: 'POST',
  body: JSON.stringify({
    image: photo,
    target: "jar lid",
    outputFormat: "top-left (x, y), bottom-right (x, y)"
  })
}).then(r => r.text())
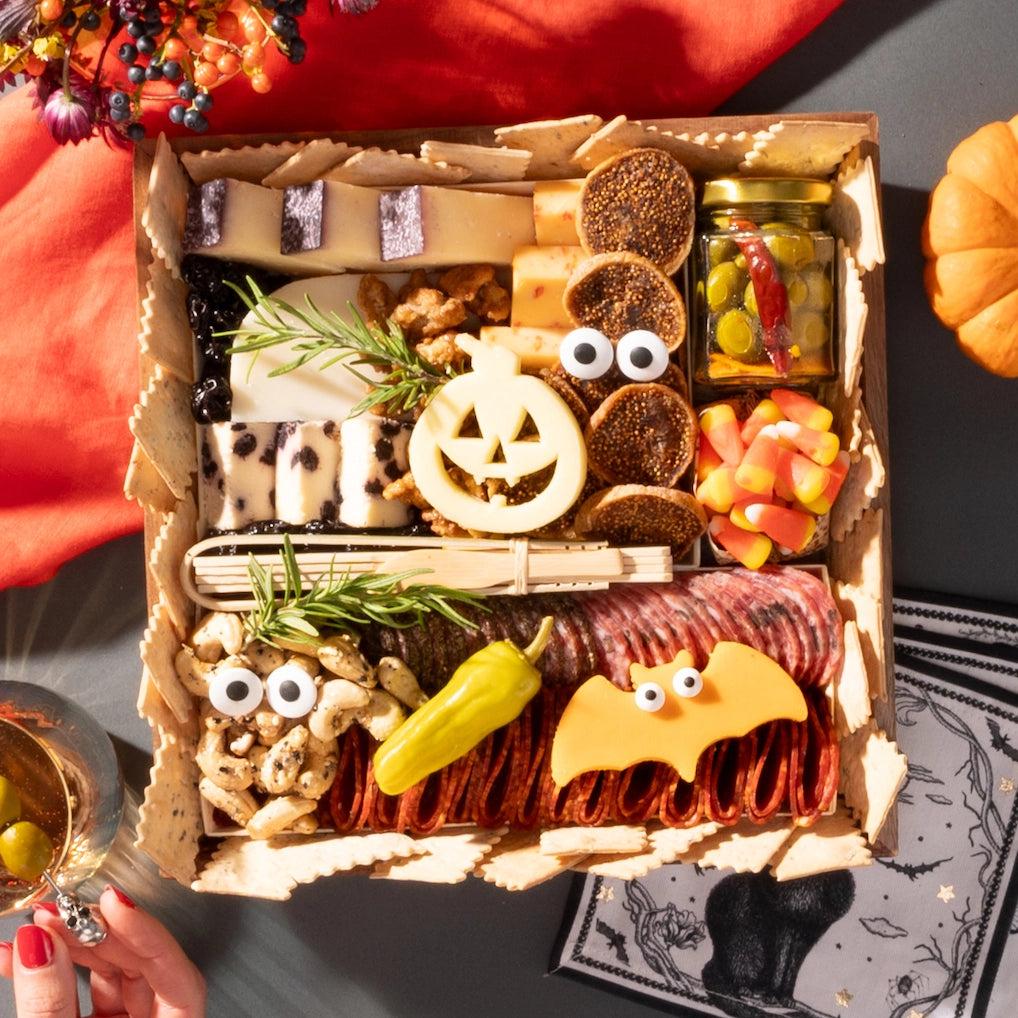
top-left (701, 177), bottom-right (834, 206)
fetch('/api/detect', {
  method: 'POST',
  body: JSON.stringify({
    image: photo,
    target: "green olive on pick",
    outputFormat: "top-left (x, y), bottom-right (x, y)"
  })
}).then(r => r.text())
top-left (0, 820), bottom-right (55, 882)
top-left (0, 774), bottom-right (21, 829)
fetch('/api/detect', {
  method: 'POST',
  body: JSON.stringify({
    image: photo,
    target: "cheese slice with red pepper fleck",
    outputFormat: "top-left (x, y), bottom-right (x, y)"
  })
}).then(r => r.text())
top-left (533, 179), bottom-right (583, 245)
top-left (510, 245), bottom-right (588, 328)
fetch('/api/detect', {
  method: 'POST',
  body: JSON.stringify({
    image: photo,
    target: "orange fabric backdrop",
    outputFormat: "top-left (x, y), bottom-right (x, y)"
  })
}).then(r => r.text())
top-left (0, 0), bottom-right (845, 589)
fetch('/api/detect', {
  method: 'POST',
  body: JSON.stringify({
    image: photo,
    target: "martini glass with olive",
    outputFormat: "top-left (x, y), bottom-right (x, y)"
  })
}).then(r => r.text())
top-left (0, 682), bottom-right (123, 923)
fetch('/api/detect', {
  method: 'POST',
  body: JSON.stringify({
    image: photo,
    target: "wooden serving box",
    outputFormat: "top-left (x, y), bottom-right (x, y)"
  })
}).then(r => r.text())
top-left (129, 112), bottom-right (897, 896)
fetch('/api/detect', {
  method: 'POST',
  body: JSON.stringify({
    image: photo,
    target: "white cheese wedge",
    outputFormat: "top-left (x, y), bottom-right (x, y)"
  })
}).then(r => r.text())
top-left (533, 179), bottom-right (583, 246)
top-left (282, 180), bottom-right (536, 272)
top-left (510, 245), bottom-right (587, 328)
top-left (230, 273), bottom-right (409, 424)
top-left (337, 415), bottom-right (412, 528)
top-left (200, 421), bottom-right (278, 530)
top-left (274, 421), bottom-right (342, 525)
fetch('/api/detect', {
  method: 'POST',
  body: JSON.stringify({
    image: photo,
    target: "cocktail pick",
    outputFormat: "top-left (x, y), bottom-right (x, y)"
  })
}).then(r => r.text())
top-left (42, 871), bottom-right (107, 946)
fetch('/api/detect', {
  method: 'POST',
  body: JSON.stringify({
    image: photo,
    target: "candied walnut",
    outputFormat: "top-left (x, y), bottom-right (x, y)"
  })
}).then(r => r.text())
top-left (416, 331), bottom-right (470, 371)
top-left (421, 509), bottom-right (474, 539)
top-left (471, 279), bottom-right (511, 322)
top-left (437, 264), bottom-right (510, 323)
top-left (382, 470), bottom-right (431, 510)
top-left (358, 274), bottom-right (398, 325)
top-left (391, 287), bottom-right (467, 340)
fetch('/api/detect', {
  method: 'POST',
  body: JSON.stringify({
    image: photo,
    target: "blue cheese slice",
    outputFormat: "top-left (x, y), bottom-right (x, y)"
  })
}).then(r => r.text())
top-left (337, 416), bottom-right (412, 528)
top-left (200, 422), bottom-right (278, 530)
top-left (274, 421), bottom-right (342, 525)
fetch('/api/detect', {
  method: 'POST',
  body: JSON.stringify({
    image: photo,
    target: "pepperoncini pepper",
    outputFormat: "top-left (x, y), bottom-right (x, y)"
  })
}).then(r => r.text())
top-left (372, 617), bottom-right (554, 796)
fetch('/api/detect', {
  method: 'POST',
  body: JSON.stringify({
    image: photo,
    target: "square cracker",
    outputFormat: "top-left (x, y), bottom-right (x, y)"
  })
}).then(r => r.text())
top-left (141, 133), bottom-right (191, 277)
top-left (180, 141), bottom-right (305, 185)
top-left (192, 831), bottom-right (424, 899)
top-left (475, 828), bottom-right (579, 891)
top-left (261, 138), bottom-right (363, 187)
top-left (139, 254), bottom-right (194, 384)
top-left (680, 819), bottom-right (794, 873)
top-left (834, 620), bottom-right (873, 737)
top-left (128, 363), bottom-right (196, 501)
top-left (540, 824), bottom-right (647, 856)
top-left (371, 828), bottom-right (502, 883)
top-left (838, 721), bottom-right (908, 841)
top-left (323, 147), bottom-right (470, 186)
top-left (770, 809), bottom-right (873, 880)
top-left (570, 821), bottom-right (721, 879)
top-left (740, 120), bottom-right (871, 178)
top-left (148, 496), bottom-right (199, 638)
top-left (420, 140), bottom-right (532, 182)
top-left (140, 598), bottom-right (196, 725)
top-left (829, 154), bottom-right (886, 272)
top-left (123, 439), bottom-right (177, 514)
top-left (495, 114), bottom-right (603, 178)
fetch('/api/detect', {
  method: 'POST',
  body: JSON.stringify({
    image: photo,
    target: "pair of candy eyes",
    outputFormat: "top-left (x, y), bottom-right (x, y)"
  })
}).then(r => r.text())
top-left (634, 667), bottom-right (704, 712)
top-left (560, 328), bottom-right (671, 383)
top-left (209, 665), bottom-right (318, 719)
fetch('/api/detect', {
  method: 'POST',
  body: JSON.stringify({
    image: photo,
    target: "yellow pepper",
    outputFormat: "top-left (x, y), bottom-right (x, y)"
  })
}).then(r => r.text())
top-left (372, 616), bottom-right (554, 796)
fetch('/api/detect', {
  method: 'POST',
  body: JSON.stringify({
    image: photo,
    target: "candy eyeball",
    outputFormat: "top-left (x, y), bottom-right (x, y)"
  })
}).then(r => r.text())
top-left (265, 664), bottom-right (319, 718)
top-left (672, 667), bottom-right (704, 698)
top-left (634, 682), bottom-right (667, 713)
top-left (208, 667), bottom-right (264, 717)
top-left (616, 330), bottom-right (670, 381)
top-left (560, 328), bottom-right (614, 380)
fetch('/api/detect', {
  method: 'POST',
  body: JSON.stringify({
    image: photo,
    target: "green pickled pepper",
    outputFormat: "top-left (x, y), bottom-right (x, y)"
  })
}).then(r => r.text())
top-left (372, 616), bottom-right (554, 796)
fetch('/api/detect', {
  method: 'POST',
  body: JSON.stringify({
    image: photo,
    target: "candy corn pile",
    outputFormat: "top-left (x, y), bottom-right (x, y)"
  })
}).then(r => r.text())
top-left (695, 389), bottom-right (850, 569)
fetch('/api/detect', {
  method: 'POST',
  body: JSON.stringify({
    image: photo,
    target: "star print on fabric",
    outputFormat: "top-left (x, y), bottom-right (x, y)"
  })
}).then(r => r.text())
top-left (937, 884), bottom-right (956, 903)
top-left (999, 776), bottom-right (1015, 793)
top-left (595, 883), bottom-right (614, 902)
top-left (835, 988), bottom-right (853, 1007)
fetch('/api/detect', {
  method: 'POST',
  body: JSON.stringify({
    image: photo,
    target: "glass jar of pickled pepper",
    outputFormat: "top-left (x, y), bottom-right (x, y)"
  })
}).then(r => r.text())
top-left (692, 177), bottom-right (837, 387)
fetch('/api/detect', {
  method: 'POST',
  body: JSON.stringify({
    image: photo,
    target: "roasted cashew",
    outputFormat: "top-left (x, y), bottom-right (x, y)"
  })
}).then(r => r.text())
top-left (189, 611), bottom-right (245, 663)
top-left (260, 724), bottom-right (309, 795)
top-left (376, 656), bottom-right (428, 710)
top-left (308, 679), bottom-right (371, 741)
top-left (355, 687), bottom-right (406, 742)
top-left (246, 795), bottom-right (318, 839)
top-left (296, 735), bottom-right (339, 799)
top-left (198, 777), bottom-right (259, 826)
top-left (317, 633), bottom-right (375, 685)
top-left (196, 728), bottom-right (255, 791)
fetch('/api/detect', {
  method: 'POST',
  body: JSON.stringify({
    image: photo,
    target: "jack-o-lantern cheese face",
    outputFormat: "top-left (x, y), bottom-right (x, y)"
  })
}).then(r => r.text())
top-left (408, 335), bottom-right (588, 533)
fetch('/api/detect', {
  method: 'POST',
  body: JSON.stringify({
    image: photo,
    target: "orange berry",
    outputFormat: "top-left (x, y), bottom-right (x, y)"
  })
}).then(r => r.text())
top-left (241, 11), bottom-right (266, 41)
top-left (193, 60), bottom-right (220, 87)
top-left (249, 70), bottom-right (272, 94)
top-left (215, 10), bottom-right (239, 39)
top-left (39, 0), bottom-right (63, 21)
top-left (201, 40), bottom-right (224, 62)
top-left (162, 36), bottom-right (188, 62)
top-left (242, 41), bottom-right (265, 69)
top-left (216, 51), bottom-right (241, 75)
top-left (24, 53), bottom-right (46, 75)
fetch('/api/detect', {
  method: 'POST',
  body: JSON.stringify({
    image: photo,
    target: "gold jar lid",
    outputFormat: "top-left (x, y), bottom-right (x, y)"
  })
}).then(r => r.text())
top-left (701, 177), bottom-right (833, 207)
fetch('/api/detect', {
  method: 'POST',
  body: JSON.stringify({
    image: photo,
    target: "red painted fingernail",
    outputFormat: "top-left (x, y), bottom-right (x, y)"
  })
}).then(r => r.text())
top-left (106, 885), bottom-right (136, 909)
top-left (15, 926), bottom-right (53, 969)
top-left (32, 901), bottom-right (59, 916)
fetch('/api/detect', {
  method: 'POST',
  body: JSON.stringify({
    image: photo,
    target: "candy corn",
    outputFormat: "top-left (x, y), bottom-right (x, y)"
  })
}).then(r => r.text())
top-left (774, 419), bottom-right (840, 466)
top-left (742, 503), bottom-right (816, 553)
top-left (739, 398), bottom-right (784, 445)
top-left (696, 464), bottom-right (760, 514)
top-left (734, 425), bottom-right (780, 495)
top-left (770, 388), bottom-right (834, 432)
top-left (696, 429), bottom-right (724, 483)
top-left (800, 450), bottom-right (851, 515)
top-left (699, 403), bottom-right (745, 465)
top-left (775, 446), bottom-right (830, 504)
top-left (708, 514), bottom-right (773, 570)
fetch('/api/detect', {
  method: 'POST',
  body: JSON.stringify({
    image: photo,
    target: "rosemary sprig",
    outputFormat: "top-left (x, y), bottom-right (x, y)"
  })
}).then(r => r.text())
top-left (221, 277), bottom-right (456, 416)
top-left (243, 535), bottom-right (485, 646)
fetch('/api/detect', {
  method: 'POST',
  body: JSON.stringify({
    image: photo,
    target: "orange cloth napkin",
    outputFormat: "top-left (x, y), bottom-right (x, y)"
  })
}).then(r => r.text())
top-left (0, 0), bottom-right (845, 590)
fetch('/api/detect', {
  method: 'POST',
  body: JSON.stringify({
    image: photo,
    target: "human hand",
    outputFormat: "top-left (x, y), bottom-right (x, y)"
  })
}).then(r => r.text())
top-left (0, 885), bottom-right (205, 1018)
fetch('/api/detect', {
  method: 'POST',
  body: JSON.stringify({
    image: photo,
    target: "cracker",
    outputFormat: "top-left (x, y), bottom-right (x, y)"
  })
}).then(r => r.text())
top-left (128, 363), bottom-right (196, 501)
top-left (829, 154), bottom-right (886, 272)
top-left (136, 720), bottom-right (203, 886)
top-left (740, 120), bottom-right (871, 178)
top-left (770, 809), bottom-right (873, 880)
top-left (680, 820), bottom-right (794, 873)
top-left (180, 141), bottom-right (304, 185)
top-left (834, 620), bottom-right (873, 737)
top-left (260, 138), bottom-right (362, 187)
top-left (192, 831), bottom-right (423, 899)
top-left (494, 114), bottom-right (603, 178)
top-left (123, 439), bottom-right (177, 514)
top-left (371, 829), bottom-right (502, 883)
top-left (139, 255), bottom-right (194, 384)
top-left (829, 411), bottom-right (885, 541)
top-left (141, 133), bottom-right (191, 277)
top-left (140, 598), bottom-right (197, 725)
top-left (837, 240), bottom-right (868, 399)
top-left (540, 824), bottom-right (648, 857)
top-left (839, 721), bottom-right (908, 841)
top-left (475, 828), bottom-right (579, 890)
top-left (322, 147), bottom-right (470, 186)
top-left (148, 497), bottom-right (199, 639)
top-left (570, 821), bottom-right (721, 878)
top-left (420, 140), bottom-right (532, 182)
top-left (136, 668), bottom-right (179, 734)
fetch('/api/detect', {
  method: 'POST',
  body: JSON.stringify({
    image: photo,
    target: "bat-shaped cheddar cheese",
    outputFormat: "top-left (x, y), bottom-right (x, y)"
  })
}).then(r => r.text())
top-left (550, 641), bottom-right (809, 786)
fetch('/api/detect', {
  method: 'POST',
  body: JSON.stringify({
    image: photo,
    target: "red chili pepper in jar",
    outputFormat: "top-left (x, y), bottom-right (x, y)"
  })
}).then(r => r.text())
top-left (727, 217), bottom-right (794, 376)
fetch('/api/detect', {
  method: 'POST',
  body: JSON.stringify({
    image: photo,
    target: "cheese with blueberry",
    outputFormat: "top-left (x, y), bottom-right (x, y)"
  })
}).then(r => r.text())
top-left (200, 422), bottom-right (278, 530)
top-left (274, 421), bottom-right (342, 526)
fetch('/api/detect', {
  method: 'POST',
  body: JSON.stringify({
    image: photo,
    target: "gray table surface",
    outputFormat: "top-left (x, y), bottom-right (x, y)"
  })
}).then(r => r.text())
top-left (4, 0), bottom-right (1018, 1014)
